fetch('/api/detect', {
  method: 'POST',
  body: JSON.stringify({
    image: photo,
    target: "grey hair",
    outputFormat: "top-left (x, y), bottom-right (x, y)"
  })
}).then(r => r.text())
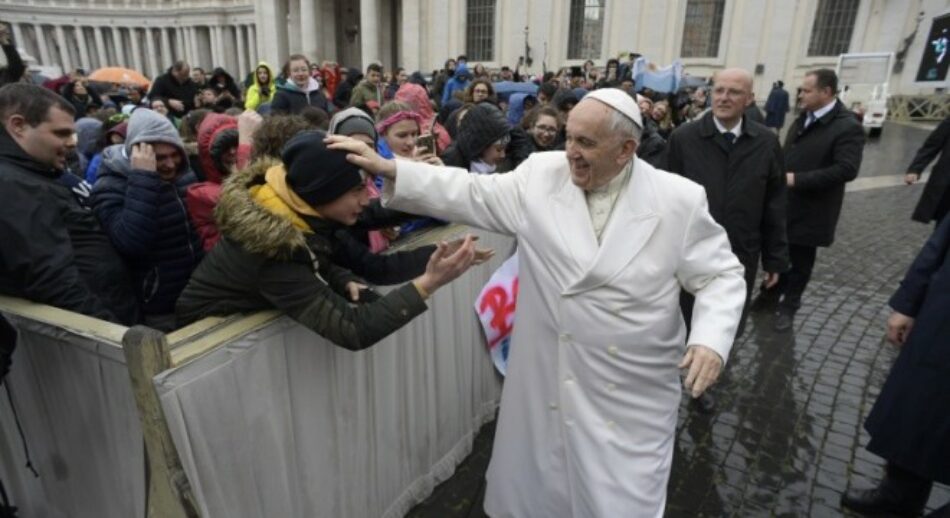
top-left (607, 108), bottom-right (642, 143)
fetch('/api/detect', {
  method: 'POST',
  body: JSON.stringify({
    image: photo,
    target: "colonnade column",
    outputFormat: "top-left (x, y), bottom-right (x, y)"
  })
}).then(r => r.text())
top-left (237, 26), bottom-right (249, 78)
top-left (76, 26), bottom-right (91, 70)
top-left (113, 28), bottom-right (128, 68)
top-left (144, 27), bottom-right (159, 77)
top-left (359, 0), bottom-right (379, 69)
top-left (55, 25), bottom-right (73, 71)
top-left (93, 26), bottom-right (107, 67)
top-left (129, 27), bottom-right (144, 72)
top-left (11, 24), bottom-right (25, 53)
top-left (161, 28), bottom-right (173, 68)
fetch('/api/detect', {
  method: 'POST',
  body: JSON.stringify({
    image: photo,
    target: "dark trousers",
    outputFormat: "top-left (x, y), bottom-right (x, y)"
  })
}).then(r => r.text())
top-left (883, 462), bottom-right (933, 508)
top-left (761, 244), bottom-right (817, 312)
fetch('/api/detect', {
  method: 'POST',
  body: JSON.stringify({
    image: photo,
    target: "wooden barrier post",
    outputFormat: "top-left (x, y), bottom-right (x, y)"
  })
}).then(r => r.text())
top-left (122, 326), bottom-right (201, 518)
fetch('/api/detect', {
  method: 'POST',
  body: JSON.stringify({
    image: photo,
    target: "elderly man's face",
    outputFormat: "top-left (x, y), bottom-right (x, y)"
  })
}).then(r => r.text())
top-left (564, 100), bottom-right (637, 190)
top-left (712, 69), bottom-right (752, 126)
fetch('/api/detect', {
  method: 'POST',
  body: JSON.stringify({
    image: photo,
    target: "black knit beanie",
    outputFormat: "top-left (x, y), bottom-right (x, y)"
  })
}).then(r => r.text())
top-left (281, 130), bottom-right (363, 207)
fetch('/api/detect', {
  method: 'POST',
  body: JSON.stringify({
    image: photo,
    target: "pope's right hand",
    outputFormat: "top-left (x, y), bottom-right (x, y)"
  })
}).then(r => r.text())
top-left (325, 135), bottom-right (397, 179)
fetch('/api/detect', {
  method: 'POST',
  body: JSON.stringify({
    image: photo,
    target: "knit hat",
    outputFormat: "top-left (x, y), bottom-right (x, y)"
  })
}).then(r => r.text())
top-left (457, 103), bottom-right (510, 162)
top-left (329, 107), bottom-right (378, 145)
top-left (281, 130), bottom-right (364, 207)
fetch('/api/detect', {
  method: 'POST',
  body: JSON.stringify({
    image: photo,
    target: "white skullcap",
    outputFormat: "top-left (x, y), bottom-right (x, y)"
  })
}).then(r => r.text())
top-left (584, 88), bottom-right (643, 129)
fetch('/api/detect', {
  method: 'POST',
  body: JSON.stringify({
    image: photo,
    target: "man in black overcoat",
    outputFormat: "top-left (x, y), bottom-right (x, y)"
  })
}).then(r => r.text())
top-left (841, 216), bottom-right (950, 517)
top-left (668, 67), bottom-right (789, 412)
top-left (905, 115), bottom-right (950, 225)
top-left (754, 68), bottom-right (865, 331)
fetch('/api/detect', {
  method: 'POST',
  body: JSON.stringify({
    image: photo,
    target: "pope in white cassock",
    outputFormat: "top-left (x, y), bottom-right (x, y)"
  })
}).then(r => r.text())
top-left (328, 88), bottom-right (747, 518)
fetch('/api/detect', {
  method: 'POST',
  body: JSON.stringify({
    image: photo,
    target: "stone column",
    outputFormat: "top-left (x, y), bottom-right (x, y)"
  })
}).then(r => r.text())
top-left (144, 27), bottom-right (159, 78)
top-left (300, 0), bottom-right (318, 59)
top-left (11, 23), bottom-right (25, 52)
top-left (76, 26), bottom-right (91, 70)
top-left (35, 25), bottom-right (52, 65)
top-left (359, 0), bottom-right (379, 69)
top-left (175, 28), bottom-right (185, 64)
top-left (93, 26), bottom-right (107, 67)
top-left (248, 24), bottom-right (258, 65)
top-left (161, 28), bottom-right (173, 68)
top-left (113, 28), bottom-right (127, 67)
top-left (188, 27), bottom-right (200, 67)
top-left (129, 27), bottom-right (144, 72)
top-left (210, 26), bottom-right (221, 68)
top-left (237, 25), bottom-right (249, 78)
top-left (253, 0), bottom-right (287, 69)
top-left (55, 24), bottom-right (73, 71)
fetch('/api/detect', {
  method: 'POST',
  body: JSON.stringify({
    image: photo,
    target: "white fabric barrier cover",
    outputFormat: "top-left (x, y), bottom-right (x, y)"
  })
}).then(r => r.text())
top-left (0, 316), bottom-right (145, 518)
top-left (156, 229), bottom-right (514, 518)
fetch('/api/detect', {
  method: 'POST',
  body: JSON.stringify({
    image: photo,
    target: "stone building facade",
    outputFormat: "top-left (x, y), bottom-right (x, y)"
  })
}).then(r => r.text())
top-left (3, 0), bottom-right (947, 99)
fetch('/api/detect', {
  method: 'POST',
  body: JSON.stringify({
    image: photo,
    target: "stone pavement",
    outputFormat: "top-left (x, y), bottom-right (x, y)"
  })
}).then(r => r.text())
top-left (407, 122), bottom-right (948, 518)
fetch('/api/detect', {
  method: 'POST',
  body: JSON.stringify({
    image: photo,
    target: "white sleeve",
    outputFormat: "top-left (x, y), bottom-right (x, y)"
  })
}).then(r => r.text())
top-left (381, 158), bottom-right (531, 236)
top-left (675, 191), bottom-right (747, 364)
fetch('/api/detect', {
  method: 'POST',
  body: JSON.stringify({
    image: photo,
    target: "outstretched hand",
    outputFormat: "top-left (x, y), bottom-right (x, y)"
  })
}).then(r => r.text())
top-left (414, 234), bottom-right (478, 296)
top-left (444, 236), bottom-right (495, 265)
top-left (679, 345), bottom-right (723, 398)
top-left (325, 135), bottom-right (397, 179)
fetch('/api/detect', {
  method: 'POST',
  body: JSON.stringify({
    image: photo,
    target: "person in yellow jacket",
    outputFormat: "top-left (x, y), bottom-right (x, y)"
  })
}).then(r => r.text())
top-left (245, 62), bottom-right (276, 111)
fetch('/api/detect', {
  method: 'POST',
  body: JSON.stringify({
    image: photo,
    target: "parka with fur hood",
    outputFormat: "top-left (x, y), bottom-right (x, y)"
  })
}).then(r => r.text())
top-left (175, 158), bottom-right (429, 350)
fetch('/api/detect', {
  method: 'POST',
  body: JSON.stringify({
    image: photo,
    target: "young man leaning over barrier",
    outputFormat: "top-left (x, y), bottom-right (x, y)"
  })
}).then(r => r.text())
top-left (176, 130), bottom-right (484, 350)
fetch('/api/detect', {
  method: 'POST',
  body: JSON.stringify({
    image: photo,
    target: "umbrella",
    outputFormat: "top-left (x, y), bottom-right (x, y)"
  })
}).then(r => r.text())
top-left (88, 67), bottom-right (150, 88)
top-left (492, 81), bottom-right (538, 102)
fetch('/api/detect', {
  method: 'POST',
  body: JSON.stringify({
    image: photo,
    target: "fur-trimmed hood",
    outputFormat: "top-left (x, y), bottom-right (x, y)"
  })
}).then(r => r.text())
top-left (214, 157), bottom-right (308, 259)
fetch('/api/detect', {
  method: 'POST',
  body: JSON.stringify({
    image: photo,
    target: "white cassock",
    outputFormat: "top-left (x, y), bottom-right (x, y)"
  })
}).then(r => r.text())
top-left (383, 152), bottom-right (746, 518)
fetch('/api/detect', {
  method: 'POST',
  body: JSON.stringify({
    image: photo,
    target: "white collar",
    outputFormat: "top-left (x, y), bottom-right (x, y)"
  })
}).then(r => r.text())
top-left (811, 99), bottom-right (837, 120)
top-left (713, 116), bottom-right (742, 138)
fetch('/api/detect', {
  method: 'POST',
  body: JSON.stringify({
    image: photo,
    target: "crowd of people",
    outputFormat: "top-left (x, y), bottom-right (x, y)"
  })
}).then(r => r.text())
top-left (1, 19), bottom-right (949, 517)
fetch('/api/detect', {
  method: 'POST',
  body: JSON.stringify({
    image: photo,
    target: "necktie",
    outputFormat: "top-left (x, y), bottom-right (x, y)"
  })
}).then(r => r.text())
top-left (805, 112), bottom-right (816, 128)
top-left (723, 131), bottom-right (736, 145)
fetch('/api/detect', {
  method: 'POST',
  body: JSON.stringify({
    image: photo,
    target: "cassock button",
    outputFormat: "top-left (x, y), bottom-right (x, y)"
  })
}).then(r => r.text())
top-left (549, 402), bottom-right (558, 410)
top-left (565, 419), bottom-right (575, 427)
top-left (607, 345), bottom-right (619, 356)
top-left (606, 420), bottom-right (615, 429)
top-left (607, 383), bottom-right (616, 392)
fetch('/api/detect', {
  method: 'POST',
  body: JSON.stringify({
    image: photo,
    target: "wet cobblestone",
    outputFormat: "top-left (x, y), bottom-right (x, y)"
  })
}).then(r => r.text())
top-left (408, 122), bottom-right (949, 517)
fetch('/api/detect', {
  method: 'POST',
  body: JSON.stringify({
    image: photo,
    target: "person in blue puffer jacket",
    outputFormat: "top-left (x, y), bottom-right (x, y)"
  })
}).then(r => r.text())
top-left (90, 108), bottom-right (204, 331)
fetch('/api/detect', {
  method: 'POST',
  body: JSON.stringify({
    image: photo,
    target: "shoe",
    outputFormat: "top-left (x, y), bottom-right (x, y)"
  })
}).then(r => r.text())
top-left (750, 291), bottom-right (779, 313)
top-left (773, 309), bottom-right (794, 332)
top-left (690, 392), bottom-right (716, 414)
top-left (841, 485), bottom-right (928, 517)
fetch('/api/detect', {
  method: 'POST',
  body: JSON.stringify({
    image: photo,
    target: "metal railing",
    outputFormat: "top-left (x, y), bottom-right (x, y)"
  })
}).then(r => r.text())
top-left (887, 94), bottom-right (950, 121)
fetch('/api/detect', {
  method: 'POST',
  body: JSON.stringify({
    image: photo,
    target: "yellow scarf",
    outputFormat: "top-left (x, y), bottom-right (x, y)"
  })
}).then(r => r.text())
top-left (250, 164), bottom-right (323, 232)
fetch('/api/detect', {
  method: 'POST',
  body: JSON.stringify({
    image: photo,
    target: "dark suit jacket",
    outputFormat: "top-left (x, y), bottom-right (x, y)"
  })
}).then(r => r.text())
top-left (865, 215), bottom-right (950, 483)
top-left (667, 111), bottom-right (789, 274)
top-left (784, 100), bottom-right (865, 247)
top-left (907, 116), bottom-right (950, 223)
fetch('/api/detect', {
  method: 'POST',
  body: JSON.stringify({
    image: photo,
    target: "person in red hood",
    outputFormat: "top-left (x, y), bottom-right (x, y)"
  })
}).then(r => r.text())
top-left (185, 111), bottom-right (259, 250)
top-left (320, 61), bottom-right (342, 101)
top-left (394, 82), bottom-right (451, 154)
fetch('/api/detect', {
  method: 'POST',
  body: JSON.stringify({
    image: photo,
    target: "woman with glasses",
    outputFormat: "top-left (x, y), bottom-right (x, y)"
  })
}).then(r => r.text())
top-left (464, 79), bottom-right (497, 105)
top-left (521, 105), bottom-right (563, 153)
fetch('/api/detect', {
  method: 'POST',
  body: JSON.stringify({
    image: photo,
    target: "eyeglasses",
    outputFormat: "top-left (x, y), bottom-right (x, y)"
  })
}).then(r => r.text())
top-left (534, 124), bottom-right (558, 134)
top-left (473, 88), bottom-right (489, 94)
